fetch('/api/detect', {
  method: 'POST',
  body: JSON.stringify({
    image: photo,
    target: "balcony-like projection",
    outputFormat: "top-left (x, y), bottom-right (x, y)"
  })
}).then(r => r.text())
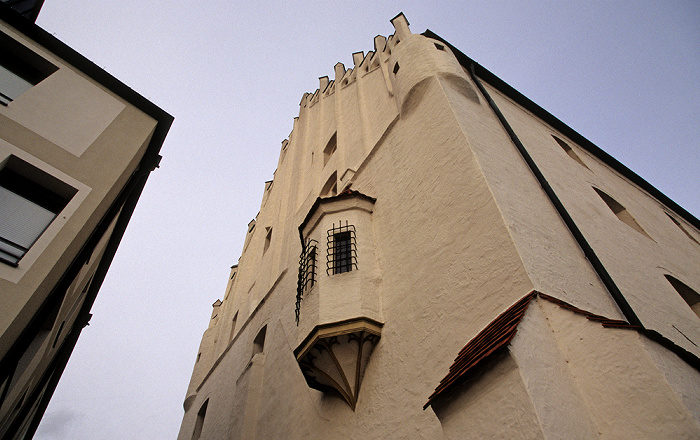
top-left (294, 318), bottom-right (382, 410)
top-left (295, 190), bottom-right (383, 408)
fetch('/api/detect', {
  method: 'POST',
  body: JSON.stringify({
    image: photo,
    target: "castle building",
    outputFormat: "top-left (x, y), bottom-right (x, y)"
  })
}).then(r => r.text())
top-left (0, 4), bottom-right (172, 439)
top-left (178, 14), bottom-right (699, 440)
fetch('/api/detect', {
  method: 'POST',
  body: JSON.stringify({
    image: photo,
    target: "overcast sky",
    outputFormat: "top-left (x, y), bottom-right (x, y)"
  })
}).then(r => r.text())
top-left (30, 1), bottom-right (699, 439)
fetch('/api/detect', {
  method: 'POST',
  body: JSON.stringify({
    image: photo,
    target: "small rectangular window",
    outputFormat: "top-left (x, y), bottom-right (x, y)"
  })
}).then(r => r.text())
top-left (323, 133), bottom-right (337, 166)
top-left (0, 156), bottom-right (76, 266)
top-left (326, 222), bottom-right (356, 275)
top-left (334, 232), bottom-right (352, 274)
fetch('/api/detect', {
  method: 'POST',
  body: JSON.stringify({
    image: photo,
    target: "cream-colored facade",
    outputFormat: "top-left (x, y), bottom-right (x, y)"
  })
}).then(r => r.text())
top-left (0, 5), bottom-right (172, 439)
top-left (178, 14), bottom-right (700, 440)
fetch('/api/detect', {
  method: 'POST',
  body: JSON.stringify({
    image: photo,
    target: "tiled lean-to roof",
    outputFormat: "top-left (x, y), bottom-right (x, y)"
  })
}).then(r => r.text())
top-left (424, 291), bottom-right (642, 409)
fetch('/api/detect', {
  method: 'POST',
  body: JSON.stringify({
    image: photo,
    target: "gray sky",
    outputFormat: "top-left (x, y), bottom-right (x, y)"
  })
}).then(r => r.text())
top-left (32, 1), bottom-right (698, 438)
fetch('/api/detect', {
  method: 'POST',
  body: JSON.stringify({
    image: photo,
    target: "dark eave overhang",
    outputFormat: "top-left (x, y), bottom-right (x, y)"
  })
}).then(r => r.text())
top-left (298, 190), bottom-right (377, 244)
top-left (0, 0), bottom-right (44, 22)
top-left (423, 30), bottom-right (699, 231)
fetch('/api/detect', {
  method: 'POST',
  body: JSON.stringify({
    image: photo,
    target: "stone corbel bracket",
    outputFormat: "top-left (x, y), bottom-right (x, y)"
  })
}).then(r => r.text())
top-left (294, 317), bottom-right (383, 410)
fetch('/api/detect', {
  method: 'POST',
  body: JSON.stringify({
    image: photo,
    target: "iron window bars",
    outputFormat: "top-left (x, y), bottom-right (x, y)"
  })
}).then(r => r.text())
top-left (296, 238), bottom-right (318, 323)
top-left (327, 221), bottom-right (357, 275)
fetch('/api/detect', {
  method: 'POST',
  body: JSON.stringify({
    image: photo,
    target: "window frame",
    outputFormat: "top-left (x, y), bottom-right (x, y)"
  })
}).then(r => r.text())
top-left (0, 158), bottom-right (76, 266)
top-left (0, 30), bottom-right (58, 106)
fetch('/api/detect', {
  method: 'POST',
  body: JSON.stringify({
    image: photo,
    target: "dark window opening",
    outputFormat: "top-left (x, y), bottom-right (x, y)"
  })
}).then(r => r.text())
top-left (665, 275), bottom-right (700, 318)
top-left (434, 43), bottom-right (445, 51)
top-left (323, 133), bottom-right (337, 166)
top-left (326, 222), bottom-right (357, 275)
top-left (334, 232), bottom-right (352, 273)
top-left (393, 62), bottom-right (400, 74)
top-left (263, 227), bottom-right (272, 254)
top-left (593, 188), bottom-right (652, 239)
top-left (0, 31), bottom-right (58, 105)
top-left (0, 156), bottom-right (76, 266)
top-left (191, 399), bottom-right (208, 440)
top-left (552, 135), bottom-right (590, 170)
top-left (253, 325), bottom-right (267, 356)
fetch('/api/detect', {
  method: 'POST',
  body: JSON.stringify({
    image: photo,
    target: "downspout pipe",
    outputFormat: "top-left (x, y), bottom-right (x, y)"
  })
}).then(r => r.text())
top-left (467, 64), bottom-right (700, 370)
top-left (467, 63), bottom-right (641, 328)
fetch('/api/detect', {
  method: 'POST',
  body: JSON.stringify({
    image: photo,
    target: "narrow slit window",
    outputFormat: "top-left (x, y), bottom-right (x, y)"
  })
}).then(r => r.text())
top-left (191, 400), bottom-right (208, 440)
top-left (253, 325), bottom-right (267, 356)
top-left (323, 133), bottom-right (337, 166)
top-left (393, 62), bottom-right (400, 74)
top-left (326, 222), bottom-right (356, 275)
top-left (665, 275), bottom-right (700, 318)
top-left (552, 135), bottom-right (590, 170)
top-left (593, 188), bottom-right (652, 239)
top-left (263, 227), bottom-right (272, 254)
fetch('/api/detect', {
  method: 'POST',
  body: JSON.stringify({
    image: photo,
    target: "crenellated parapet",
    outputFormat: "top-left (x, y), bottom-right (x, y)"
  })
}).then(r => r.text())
top-left (297, 13), bottom-right (474, 114)
top-left (285, 13), bottom-right (480, 205)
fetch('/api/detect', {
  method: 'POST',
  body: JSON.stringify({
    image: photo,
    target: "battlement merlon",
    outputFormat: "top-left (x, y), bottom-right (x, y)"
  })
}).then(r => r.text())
top-left (390, 12), bottom-right (411, 40)
top-left (298, 12), bottom-right (412, 108)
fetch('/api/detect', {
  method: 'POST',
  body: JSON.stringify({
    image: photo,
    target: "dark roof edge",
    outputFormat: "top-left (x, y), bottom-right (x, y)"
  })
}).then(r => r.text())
top-left (298, 190), bottom-right (377, 238)
top-left (422, 30), bottom-right (699, 230)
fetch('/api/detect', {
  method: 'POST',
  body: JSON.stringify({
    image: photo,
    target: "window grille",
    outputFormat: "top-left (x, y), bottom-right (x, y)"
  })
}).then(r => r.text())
top-left (327, 221), bottom-right (357, 275)
top-left (296, 238), bottom-right (318, 323)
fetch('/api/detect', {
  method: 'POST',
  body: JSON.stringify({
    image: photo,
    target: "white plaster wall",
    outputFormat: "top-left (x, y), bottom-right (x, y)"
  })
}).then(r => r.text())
top-left (431, 351), bottom-right (545, 440)
top-left (486, 86), bottom-right (700, 355)
top-left (539, 299), bottom-right (700, 439)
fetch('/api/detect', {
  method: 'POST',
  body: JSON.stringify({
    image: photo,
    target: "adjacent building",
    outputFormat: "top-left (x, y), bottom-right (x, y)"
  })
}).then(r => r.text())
top-left (0, 4), bottom-right (172, 439)
top-left (178, 14), bottom-right (699, 439)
